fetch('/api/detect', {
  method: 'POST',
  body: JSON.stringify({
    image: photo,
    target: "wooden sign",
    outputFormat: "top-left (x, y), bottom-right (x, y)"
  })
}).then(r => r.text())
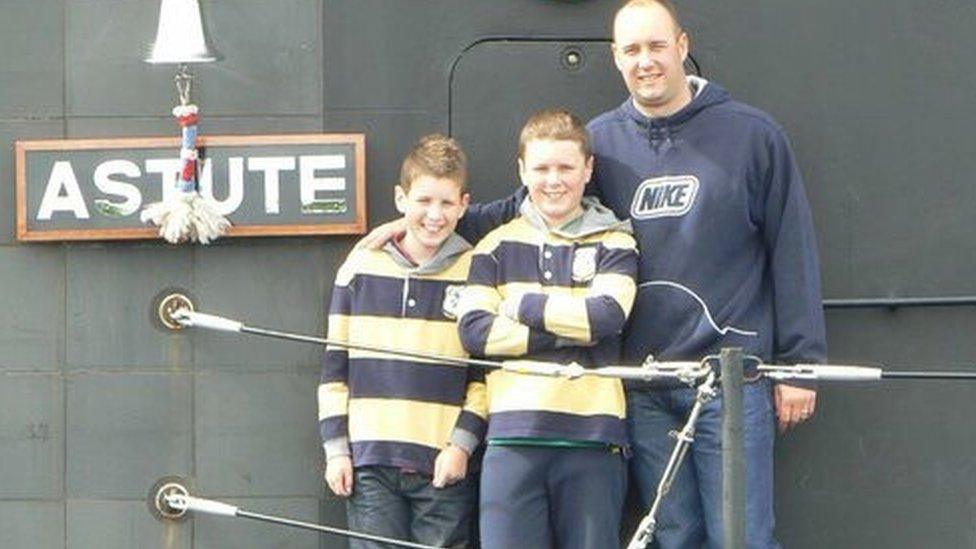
top-left (15, 134), bottom-right (366, 241)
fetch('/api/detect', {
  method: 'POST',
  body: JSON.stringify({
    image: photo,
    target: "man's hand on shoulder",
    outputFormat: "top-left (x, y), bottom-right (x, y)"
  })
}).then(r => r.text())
top-left (774, 384), bottom-right (817, 433)
top-left (356, 218), bottom-right (407, 250)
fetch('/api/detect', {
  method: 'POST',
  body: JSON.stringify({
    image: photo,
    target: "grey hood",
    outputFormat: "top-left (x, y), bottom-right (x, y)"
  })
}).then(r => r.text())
top-left (519, 195), bottom-right (633, 239)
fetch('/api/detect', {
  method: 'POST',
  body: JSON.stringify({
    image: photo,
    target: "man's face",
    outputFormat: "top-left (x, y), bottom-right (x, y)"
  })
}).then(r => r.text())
top-left (519, 139), bottom-right (593, 227)
top-left (612, 3), bottom-right (690, 117)
top-left (395, 176), bottom-right (469, 254)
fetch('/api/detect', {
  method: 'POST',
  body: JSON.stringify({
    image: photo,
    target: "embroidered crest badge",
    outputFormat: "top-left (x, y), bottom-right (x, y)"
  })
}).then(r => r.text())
top-left (571, 247), bottom-right (598, 283)
top-left (442, 285), bottom-right (464, 319)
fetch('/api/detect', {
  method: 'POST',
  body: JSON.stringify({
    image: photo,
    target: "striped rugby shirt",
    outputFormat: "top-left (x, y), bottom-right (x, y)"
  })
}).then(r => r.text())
top-left (458, 197), bottom-right (638, 447)
top-left (318, 233), bottom-right (488, 474)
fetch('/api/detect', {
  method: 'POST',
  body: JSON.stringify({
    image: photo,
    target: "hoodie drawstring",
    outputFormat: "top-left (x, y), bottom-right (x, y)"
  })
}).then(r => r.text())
top-left (648, 122), bottom-right (673, 153)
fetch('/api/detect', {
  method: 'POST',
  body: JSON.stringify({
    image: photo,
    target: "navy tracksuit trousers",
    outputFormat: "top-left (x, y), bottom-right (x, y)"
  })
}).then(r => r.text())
top-left (479, 445), bottom-right (626, 549)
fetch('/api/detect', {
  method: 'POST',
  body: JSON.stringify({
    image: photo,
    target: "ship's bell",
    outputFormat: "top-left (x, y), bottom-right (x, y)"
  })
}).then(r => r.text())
top-left (146, 0), bottom-right (220, 64)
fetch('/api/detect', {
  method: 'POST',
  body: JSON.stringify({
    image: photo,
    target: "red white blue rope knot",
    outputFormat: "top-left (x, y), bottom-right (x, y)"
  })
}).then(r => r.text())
top-left (139, 97), bottom-right (230, 244)
top-left (174, 104), bottom-right (199, 193)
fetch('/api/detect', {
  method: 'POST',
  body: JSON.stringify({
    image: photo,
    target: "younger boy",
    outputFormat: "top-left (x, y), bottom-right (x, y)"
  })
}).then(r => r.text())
top-left (319, 134), bottom-right (487, 548)
top-left (458, 109), bottom-right (639, 549)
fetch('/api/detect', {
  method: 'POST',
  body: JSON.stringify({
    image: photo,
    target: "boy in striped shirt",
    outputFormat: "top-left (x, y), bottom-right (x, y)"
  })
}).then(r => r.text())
top-left (458, 109), bottom-right (639, 549)
top-left (319, 134), bottom-right (487, 548)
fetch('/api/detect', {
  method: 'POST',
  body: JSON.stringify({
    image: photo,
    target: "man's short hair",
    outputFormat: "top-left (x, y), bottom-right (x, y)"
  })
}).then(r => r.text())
top-left (399, 133), bottom-right (467, 191)
top-left (614, 0), bottom-right (683, 36)
top-left (518, 108), bottom-right (592, 159)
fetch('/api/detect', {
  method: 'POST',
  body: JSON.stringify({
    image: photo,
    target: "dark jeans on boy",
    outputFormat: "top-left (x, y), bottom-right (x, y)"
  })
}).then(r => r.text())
top-left (346, 466), bottom-right (477, 549)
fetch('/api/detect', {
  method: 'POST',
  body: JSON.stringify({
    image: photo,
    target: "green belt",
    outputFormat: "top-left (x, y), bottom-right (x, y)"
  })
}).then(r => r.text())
top-left (488, 437), bottom-right (616, 451)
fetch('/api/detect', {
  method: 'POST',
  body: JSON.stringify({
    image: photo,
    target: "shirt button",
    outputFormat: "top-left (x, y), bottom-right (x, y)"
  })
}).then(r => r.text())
top-left (543, 250), bottom-right (553, 259)
top-left (543, 271), bottom-right (552, 280)
top-left (407, 299), bottom-right (416, 307)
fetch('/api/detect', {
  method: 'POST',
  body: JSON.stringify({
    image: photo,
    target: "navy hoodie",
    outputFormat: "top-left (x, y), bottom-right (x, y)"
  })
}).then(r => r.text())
top-left (458, 77), bottom-right (826, 385)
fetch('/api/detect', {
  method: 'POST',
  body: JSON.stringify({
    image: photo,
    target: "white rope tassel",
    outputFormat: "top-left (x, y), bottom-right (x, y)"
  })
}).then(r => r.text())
top-left (140, 192), bottom-right (231, 245)
top-left (186, 194), bottom-right (231, 244)
top-left (141, 191), bottom-right (195, 244)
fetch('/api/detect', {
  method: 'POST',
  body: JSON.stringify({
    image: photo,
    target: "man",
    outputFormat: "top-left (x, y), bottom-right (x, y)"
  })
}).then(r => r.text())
top-left (587, 2), bottom-right (825, 547)
top-left (362, 1), bottom-right (826, 546)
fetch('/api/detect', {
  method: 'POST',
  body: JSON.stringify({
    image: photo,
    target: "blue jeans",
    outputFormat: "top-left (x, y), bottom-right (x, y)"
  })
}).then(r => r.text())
top-left (626, 379), bottom-right (779, 549)
top-left (346, 466), bottom-right (477, 549)
top-left (480, 445), bottom-right (626, 549)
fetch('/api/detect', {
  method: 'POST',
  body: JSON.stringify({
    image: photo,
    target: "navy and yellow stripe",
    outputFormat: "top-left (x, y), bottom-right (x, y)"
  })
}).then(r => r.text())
top-left (329, 315), bottom-right (467, 362)
top-left (487, 411), bottom-right (627, 445)
top-left (457, 214), bottom-right (637, 445)
top-left (329, 275), bottom-right (468, 321)
top-left (483, 369), bottom-right (627, 445)
top-left (318, 246), bottom-right (487, 475)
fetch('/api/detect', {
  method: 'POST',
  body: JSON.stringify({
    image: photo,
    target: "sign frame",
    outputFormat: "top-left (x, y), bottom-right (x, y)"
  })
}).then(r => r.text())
top-left (15, 133), bottom-right (367, 242)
